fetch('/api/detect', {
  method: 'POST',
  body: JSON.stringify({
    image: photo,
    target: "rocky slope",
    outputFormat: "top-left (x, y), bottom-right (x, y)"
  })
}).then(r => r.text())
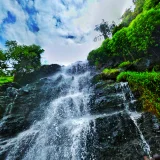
top-left (0, 63), bottom-right (159, 160)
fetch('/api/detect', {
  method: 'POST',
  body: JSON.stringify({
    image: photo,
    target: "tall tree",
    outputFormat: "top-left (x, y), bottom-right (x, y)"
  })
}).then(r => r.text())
top-left (94, 20), bottom-right (116, 41)
top-left (0, 50), bottom-right (8, 76)
top-left (5, 40), bottom-right (44, 74)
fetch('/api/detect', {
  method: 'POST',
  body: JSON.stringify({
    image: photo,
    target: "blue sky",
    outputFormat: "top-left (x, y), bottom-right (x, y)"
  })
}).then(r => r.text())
top-left (0, 0), bottom-right (133, 65)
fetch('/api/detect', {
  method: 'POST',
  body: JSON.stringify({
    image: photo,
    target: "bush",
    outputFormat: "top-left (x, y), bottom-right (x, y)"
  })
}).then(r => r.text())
top-left (117, 71), bottom-right (160, 117)
top-left (0, 76), bottom-right (13, 86)
top-left (143, 0), bottom-right (160, 11)
top-left (87, 39), bottom-right (112, 66)
top-left (127, 8), bottom-right (160, 54)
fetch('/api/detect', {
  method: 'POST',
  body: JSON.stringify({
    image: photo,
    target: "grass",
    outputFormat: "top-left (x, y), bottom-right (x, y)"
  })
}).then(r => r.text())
top-left (118, 61), bottom-right (131, 68)
top-left (103, 68), bottom-right (120, 74)
top-left (0, 76), bottom-right (14, 86)
top-left (117, 71), bottom-right (160, 117)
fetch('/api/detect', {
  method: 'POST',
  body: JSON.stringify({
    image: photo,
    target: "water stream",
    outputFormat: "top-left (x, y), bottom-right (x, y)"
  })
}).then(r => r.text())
top-left (118, 82), bottom-right (151, 158)
top-left (0, 62), bottom-right (153, 160)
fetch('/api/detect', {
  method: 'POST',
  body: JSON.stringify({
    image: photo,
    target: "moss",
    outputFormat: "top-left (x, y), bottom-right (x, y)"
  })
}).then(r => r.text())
top-left (103, 68), bottom-right (119, 74)
top-left (117, 71), bottom-right (160, 117)
top-left (0, 76), bottom-right (14, 86)
top-left (100, 68), bottom-right (121, 80)
top-left (118, 61), bottom-right (131, 68)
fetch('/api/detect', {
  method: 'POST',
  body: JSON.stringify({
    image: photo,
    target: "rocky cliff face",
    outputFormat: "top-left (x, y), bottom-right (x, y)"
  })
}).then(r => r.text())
top-left (86, 80), bottom-right (160, 160)
top-left (0, 64), bottom-right (159, 160)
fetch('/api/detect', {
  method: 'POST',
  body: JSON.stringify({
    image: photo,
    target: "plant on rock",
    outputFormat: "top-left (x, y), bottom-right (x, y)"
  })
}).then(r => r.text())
top-left (117, 71), bottom-right (160, 117)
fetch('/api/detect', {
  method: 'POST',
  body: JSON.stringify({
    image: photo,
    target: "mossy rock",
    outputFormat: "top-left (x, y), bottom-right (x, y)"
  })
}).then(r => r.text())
top-left (101, 68), bottom-right (121, 80)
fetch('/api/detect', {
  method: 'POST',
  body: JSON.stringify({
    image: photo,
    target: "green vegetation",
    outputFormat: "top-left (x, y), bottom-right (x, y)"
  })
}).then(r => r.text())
top-left (0, 40), bottom-right (44, 86)
top-left (88, 0), bottom-right (160, 117)
top-left (143, 0), bottom-right (160, 11)
top-left (94, 19), bottom-right (116, 41)
top-left (87, 0), bottom-right (160, 66)
top-left (0, 76), bottom-right (13, 86)
top-left (5, 40), bottom-right (44, 74)
top-left (117, 71), bottom-right (160, 116)
top-left (103, 68), bottom-right (119, 74)
top-left (118, 61), bottom-right (131, 68)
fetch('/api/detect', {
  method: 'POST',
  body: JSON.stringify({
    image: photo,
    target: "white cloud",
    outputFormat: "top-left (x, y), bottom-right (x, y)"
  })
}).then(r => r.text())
top-left (0, 0), bottom-right (133, 65)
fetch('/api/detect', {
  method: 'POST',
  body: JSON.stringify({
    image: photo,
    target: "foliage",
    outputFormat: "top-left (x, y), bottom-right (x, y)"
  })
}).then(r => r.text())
top-left (94, 20), bottom-right (116, 41)
top-left (143, 0), bottom-right (160, 10)
top-left (110, 28), bottom-right (135, 60)
top-left (0, 76), bottom-right (13, 86)
top-left (103, 68), bottom-right (119, 74)
top-left (88, 3), bottom-right (160, 66)
top-left (0, 50), bottom-right (8, 76)
top-left (88, 38), bottom-right (112, 66)
top-left (121, 8), bottom-right (135, 27)
top-left (134, 0), bottom-right (146, 14)
top-left (117, 71), bottom-right (160, 116)
top-left (0, 50), bottom-right (7, 69)
top-left (118, 61), bottom-right (132, 68)
top-left (127, 8), bottom-right (160, 54)
top-left (5, 40), bottom-right (44, 74)
top-left (112, 24), bottom-right (124, 36)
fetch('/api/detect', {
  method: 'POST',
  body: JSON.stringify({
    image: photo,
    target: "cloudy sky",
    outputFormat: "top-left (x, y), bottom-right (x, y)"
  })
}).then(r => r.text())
top-left (0, 0), bottom-right (133, 65)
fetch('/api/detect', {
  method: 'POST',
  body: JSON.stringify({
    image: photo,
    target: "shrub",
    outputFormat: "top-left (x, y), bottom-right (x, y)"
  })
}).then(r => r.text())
top-left (0, 76), bottom-right (13, 86)
top-left (117, 71), bottom-right (160, 117)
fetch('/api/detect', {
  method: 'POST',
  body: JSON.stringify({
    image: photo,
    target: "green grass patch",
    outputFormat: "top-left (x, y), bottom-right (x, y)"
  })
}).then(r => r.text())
top-left (103, 68), bottom-right (119, 74)
top-left (117, 71), bottom-right (160, 117)
top-left (0, 76), bottom-right (14, 86)
top-left (118, 61), bottom-right (131, 68)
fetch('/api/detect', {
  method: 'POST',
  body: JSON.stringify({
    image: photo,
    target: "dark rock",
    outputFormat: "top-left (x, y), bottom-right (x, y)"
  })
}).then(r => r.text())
top-left (6, 87), bottom-right (18, 98)
top-left (0, 115), bottom-right (26, 136)
top-left (0, 76), bottom-right (63, 138)
top-left (137, 112), bottom-right (160, 156)
top-left (124, 56), bottom-right (160, 72)
top-left (85, 112), bottom-right (143, 160)
top-left (0, 83), bottom-right (21, 92)
top-left (14, 64), bottom-right (61, 85)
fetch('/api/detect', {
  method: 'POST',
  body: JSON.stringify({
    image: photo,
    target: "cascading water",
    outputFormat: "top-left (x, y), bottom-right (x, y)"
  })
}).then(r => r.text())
top-left (118, 82), bottom-right (151, 158)
top-left (3, 62), bottom-right (95, 160)
top-left (0, 61), bottom-right (158, 160)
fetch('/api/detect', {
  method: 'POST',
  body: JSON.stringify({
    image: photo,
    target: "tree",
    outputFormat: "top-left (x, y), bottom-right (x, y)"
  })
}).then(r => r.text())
top-left (88, 38), bottom-right (112, 66)
top-left (94, 20), bottom-right (116, 41)
top-left (111, 28), bottom-right (134, 61)
top-left (127, 8), bottom-right (160, 57)
top-left (143, 0), bottom-right (160, 11)
top-left (5, 40), bottom-right (44, 74)
top-left (133, 0), bottom-right (145, 14)
top-left (0, 50), bottom-right (7, 69)
top-left (0, 50), bottom-right (8, 76)
top-left (121, 8), bottom-right (135, 27)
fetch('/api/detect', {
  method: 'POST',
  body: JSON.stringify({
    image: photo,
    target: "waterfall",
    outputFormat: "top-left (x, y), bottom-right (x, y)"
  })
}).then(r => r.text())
top-left (118, 82), bottom-right (151, 158)
top-left (3, 62), bottom-right (95, 160)
top-left (0, 62), bottom-right (156, 160)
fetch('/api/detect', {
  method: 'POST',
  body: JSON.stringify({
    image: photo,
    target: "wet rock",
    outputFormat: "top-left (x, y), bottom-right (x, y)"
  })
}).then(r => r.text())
top-left (6, 87), bottom-right (18, 98)
top-left (137, 112), bottom-right (160, 155)
top-left (0, 83), bottom-right (21, 92)
top-left (14, 64), bottom-right (61, 85)
top-left (0, 115), bottom-right (26, 136)
top-left (85, 112), bottom-right (143, 160)
top-left (0, 76), bottom-right (63, 138)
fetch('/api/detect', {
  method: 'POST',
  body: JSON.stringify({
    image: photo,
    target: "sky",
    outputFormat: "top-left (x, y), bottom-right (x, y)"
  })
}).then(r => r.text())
top-left (0, 0), bottom-right (133, 65)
